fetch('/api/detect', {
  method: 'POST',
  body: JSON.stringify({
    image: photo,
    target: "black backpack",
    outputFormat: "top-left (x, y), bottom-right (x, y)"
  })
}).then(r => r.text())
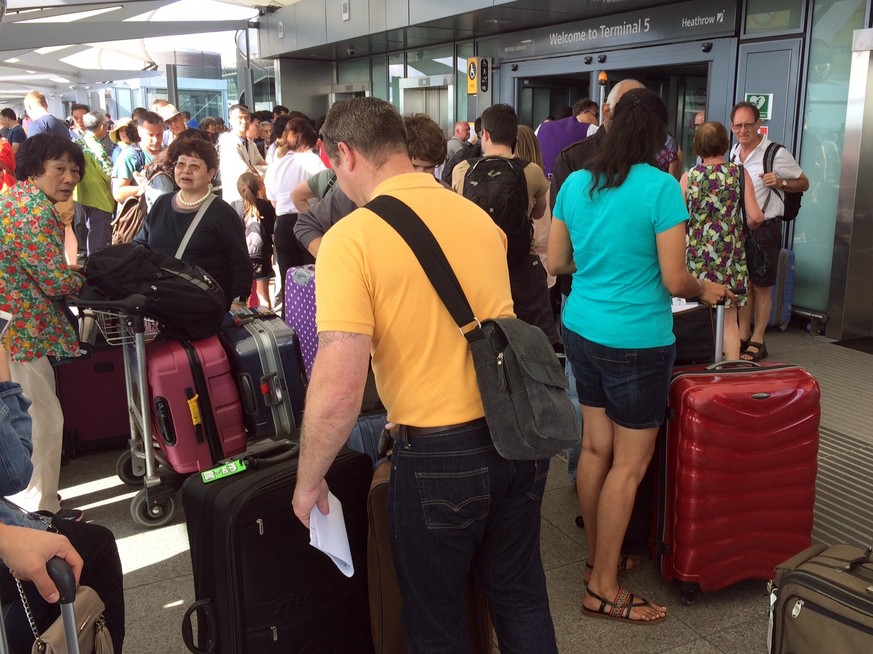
top-left (84, 243), bottom-right (227, 340)
top-left (462, 156), bottom-right (531, 263)
top-left (441, 141), bottom-right (478, 185)
top-left (763, 142), bottom-right (803, 222)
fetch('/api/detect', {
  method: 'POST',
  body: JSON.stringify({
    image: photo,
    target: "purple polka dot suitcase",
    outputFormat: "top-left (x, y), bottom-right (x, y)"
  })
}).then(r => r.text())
top-left (284, 265), bottom-right (318, 380)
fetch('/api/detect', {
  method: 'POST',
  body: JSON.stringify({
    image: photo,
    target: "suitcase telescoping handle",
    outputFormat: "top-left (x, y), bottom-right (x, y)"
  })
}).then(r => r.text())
top-left (706, 289), bottom-right (756, 369)
top-left (46, 556), bottom-right (81, 654)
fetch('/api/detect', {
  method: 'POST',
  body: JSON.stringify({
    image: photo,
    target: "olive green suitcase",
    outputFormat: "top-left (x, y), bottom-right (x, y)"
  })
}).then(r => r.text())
top-left (768, 542), bottom-right (873, 653)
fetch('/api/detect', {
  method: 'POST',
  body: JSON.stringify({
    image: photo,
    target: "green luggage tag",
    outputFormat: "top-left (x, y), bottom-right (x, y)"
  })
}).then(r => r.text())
top-left (201, 459), bottom-right (247, 484)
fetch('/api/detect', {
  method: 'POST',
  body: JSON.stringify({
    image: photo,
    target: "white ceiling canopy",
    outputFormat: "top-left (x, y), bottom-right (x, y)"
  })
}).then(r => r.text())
top-left (0, 0), bottom-right (287, 105)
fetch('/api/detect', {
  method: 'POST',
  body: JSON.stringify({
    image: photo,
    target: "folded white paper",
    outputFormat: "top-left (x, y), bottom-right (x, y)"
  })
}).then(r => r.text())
top-left (671, 297), bottom-right (700, 314)
top-left (309, 491), bottom-right (354, 577)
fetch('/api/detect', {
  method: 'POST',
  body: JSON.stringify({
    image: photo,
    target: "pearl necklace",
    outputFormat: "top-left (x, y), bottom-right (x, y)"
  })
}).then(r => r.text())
top-left (177, 187), bottom-right (212, 207)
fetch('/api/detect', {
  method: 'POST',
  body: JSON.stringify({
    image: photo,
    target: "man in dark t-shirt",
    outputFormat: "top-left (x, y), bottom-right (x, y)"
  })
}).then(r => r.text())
top-left (0, 109), bottom-right (27, 153)
top-left (23, 91), bottom-right (71, 141)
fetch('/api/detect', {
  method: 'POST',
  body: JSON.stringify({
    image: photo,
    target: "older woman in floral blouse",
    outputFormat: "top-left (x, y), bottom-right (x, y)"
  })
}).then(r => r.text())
top-left (0, 134), bottom-right (85, 516)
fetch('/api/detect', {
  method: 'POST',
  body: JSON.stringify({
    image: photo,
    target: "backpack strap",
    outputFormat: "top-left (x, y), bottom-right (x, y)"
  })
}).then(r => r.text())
top-left (133, 144), bottom-right (146, 171)
top-left (760, 142), bottom-right (785, 214)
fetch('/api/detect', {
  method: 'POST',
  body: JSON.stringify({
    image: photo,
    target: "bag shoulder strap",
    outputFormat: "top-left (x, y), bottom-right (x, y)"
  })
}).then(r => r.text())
top-left (364, 195), bottom-right (483, 342)
top-left (174, 194), bottom-right (216, 259)
top-left (737, 163), bottom-right (751, 234)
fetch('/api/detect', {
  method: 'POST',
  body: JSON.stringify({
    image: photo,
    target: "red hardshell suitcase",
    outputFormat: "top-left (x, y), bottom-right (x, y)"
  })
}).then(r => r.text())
top-left (650, 305), bottom-right (821, 603)
top-left (146, 336), bottom-right (247, 474)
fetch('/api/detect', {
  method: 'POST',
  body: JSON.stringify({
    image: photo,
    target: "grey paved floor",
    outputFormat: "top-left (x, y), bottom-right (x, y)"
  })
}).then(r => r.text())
top-left (56, 326), bottom-right (872, 653)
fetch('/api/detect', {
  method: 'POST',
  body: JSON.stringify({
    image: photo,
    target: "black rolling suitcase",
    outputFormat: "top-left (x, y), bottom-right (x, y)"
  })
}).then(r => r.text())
top-left (181, 445), bottom-right (374, 654)
top-left (768, 542), bottom-right (873, 653)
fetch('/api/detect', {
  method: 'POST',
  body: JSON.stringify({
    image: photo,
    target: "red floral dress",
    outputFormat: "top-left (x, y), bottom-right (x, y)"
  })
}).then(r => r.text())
top-left (0, 180), bottom-right (84, 362)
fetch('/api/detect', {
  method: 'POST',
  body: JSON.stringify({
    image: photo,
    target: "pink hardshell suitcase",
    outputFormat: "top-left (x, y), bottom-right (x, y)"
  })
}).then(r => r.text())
top-left (146, 335), bottom-right (247, 474)
top-left (284, 265), bottom-right (318, 380)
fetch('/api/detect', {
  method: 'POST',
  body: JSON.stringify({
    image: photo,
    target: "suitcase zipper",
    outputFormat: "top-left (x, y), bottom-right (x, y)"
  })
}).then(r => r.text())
top-left (782, 592), bottom-right (873, 637)
top-left (785, 569), bottom-right (873, 615)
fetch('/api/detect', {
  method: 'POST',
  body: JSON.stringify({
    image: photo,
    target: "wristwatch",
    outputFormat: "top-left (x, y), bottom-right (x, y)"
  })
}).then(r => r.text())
top-left (232, 296), bottom-right (249, 304)
top-left (781, 179), bottom-right (788, 188)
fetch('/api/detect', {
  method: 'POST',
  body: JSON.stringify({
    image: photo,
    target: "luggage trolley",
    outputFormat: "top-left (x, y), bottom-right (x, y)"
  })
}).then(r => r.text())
top-left (69, 293), bottom-right (184, 528)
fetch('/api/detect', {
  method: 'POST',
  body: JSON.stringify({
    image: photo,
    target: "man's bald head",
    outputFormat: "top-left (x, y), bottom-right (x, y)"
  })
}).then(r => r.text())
top-left (603, 79), bottom-right (645, 128)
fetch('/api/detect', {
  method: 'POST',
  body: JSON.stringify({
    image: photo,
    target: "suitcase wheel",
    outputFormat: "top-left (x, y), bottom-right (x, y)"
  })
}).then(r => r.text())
top-left (679, 582), bottom-right (699, 605)
top-left (130, 488), bottom-right (176, 528)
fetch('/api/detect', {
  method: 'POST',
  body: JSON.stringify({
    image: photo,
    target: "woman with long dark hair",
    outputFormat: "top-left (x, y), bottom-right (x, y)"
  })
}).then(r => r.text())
top-left (549, 88), bottom-right (731, 624)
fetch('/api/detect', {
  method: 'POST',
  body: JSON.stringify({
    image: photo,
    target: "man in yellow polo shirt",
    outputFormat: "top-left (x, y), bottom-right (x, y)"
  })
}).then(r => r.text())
top-left (291, 97), bottom-right (558, 653)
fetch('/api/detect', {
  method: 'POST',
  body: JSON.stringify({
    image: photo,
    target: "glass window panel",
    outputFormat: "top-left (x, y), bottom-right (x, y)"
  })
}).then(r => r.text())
top-left (338, 58), bottom-right (370, 85)
top-left (745, 0), bottom-right (804, 34)
top-left (388, 52), bottom-right (404, 108)
top-left (793, 0), bottom-right (865, 311)
top-left (372, 54), bottom-right (388, 101)
top-left (406, 44), bottom-right (453, 79)
top-left (456, 41), bottom-right (474, 123)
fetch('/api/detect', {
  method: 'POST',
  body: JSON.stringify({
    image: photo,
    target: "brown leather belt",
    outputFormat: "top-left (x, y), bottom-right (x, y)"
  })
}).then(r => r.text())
top-left (404, 418), bottom-right (486, 438)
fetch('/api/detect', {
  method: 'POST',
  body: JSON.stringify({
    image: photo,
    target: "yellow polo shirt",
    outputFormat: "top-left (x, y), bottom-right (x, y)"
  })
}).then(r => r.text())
top-left (316, 172), bottom-right (515, 427)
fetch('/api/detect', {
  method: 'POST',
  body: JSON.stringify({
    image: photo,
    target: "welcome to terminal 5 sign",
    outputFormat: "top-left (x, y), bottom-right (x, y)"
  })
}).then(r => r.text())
top-left (499, 0), bottom-right (737, 60)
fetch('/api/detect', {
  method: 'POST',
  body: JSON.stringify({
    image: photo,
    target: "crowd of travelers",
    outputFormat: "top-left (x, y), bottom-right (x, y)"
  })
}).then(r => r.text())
top-left (0, 84), bottom-right (806, 651)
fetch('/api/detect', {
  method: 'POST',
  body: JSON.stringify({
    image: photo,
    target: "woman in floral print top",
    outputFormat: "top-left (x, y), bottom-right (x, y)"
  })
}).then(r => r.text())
top-left (1, 141), bottom-right (84, 362)
top-left (680, 122), bottom-right (763, 360)
top-left (0, 134), bottom-right (85, 514)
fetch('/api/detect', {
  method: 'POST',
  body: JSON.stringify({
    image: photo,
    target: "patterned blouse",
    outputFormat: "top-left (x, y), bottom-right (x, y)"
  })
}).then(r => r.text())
top-left (0, 179), bottom-right (84, 362)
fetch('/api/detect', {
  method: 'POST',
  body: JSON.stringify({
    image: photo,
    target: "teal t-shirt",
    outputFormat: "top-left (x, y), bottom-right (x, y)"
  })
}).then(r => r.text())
top-left (553, 163), bottom-right (687, 348)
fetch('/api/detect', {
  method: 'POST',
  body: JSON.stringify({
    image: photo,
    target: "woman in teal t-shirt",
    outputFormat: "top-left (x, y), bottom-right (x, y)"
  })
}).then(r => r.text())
top-left (549, 88), bottom-right (729, 625)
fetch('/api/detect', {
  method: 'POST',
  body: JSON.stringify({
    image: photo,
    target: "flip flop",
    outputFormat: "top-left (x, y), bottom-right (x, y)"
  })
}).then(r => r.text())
top-left (582, 586), bottom-right (667, 625)
top-left (741, 341), bottom-right (767, 362)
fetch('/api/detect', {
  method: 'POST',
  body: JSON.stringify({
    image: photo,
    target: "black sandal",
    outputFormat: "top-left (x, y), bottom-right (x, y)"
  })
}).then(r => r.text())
top-left (741, 341), bottom-right (768, 362)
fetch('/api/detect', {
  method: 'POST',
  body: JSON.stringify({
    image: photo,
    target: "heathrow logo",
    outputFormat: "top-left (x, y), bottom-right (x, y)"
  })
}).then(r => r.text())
top-left (682, 10), bottom-right (726, 28)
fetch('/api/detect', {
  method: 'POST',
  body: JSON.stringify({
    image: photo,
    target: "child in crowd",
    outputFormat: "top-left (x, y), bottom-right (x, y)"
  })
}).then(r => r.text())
top-left (236, 172), bottom-right (276, 309)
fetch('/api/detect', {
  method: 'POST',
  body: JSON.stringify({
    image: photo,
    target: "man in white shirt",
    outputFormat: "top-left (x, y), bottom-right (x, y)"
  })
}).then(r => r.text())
top-left (729, 101), bottom-right (809, 362)
top-left (218, 104), bottom-right (266, 205)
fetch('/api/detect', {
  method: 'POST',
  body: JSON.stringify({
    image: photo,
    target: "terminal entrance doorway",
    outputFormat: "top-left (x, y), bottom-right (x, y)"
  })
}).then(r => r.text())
top-left (518, 63), bottom-right (708, 165)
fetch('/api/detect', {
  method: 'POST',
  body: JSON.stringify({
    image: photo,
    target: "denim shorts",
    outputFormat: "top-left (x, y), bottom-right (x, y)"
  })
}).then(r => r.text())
top-left (563, 328), bottom-right (675, 430)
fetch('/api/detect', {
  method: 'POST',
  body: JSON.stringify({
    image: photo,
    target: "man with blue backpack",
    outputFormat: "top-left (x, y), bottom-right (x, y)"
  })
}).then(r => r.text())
top-left (451, 104), bottom-right (558, 346)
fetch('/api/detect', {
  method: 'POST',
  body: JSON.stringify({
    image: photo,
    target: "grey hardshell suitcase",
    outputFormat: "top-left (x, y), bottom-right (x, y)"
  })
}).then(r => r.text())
top-left (768, 542), bottom-right (873, 653)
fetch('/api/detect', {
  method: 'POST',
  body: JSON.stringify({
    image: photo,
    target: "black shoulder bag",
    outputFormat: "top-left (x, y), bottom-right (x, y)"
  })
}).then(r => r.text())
top-left (365, 195), bottom-right (578, 461)
top-left (738, 165), bottom-right (768, 279)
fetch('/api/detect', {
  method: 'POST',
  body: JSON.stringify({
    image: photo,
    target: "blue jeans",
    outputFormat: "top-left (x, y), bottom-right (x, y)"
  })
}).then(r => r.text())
top-left (388, 421), bottom-right (558, 654)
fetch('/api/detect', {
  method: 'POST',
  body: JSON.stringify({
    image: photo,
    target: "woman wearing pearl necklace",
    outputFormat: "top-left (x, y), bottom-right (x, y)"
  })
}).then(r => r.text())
top-left (133, 137), bottom-right (253, 310)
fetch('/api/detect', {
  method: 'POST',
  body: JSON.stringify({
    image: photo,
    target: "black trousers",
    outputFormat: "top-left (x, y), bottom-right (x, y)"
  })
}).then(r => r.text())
top-left (273, 212), bottom-right (314, 316)
top-left (0, 519), bottom-right (125, 654)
